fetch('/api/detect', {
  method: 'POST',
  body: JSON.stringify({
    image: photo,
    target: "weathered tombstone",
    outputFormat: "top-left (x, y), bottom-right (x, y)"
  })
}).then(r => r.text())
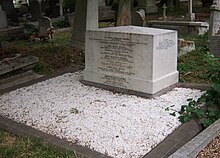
top-left (137, 0), bottom-right (158, 14)
top-left (0, 4), bottom-right (8, 29)
top-left (71, 0), bottom-right (98, 50)
top-left (71, 0), bottom-right (87, 50)
top-left (30, 0), bottom-right (42, 21)
top-left (131, 9), bottom-right (145, 26)
top-left (83, 0), bottom-right (178, 96)
top-left (116, 0), bottom-right (132, 26)
top-left (209, 0), bottom-right (220, 58)
top-left (162, 4), bottom-right (167, 20)
top-left (209, 0), bottom-right (220, 37)
top-left (39, 16), bottom-right (53, 39)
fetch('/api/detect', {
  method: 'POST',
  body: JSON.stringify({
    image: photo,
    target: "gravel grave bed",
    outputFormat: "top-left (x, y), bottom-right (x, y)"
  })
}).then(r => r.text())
top-left (0, 71), bottom-right (203, 158)
top-left (196, 134), bottom-right (220, 158)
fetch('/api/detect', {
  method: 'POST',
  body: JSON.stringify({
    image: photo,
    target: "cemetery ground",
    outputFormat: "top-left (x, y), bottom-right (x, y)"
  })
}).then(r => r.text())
top-left (0, 25), bottom-right (220, 157)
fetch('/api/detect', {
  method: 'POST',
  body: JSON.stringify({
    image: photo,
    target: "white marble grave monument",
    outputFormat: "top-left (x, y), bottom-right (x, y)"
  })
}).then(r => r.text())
top-left (83, 0), bottom-right (178, 96)
top-left (84, 26), bottom-right (179, 95)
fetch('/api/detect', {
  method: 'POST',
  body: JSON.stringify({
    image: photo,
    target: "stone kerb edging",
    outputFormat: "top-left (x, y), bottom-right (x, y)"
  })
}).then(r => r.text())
top-left (169, 118), bottom-right (220, 158)
top-left (0, 115), bottom-right (113, 158)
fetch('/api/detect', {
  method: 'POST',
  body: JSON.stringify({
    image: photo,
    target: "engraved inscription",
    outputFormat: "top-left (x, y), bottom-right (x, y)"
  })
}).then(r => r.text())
top-left (97, 36), bottom-right (135, 76)
top-left (101, 75), bottom-right (128, 88)
top-left (157, 39), bottom-right (175, 50)
top-left (89, 35), bottom-right (145, 88)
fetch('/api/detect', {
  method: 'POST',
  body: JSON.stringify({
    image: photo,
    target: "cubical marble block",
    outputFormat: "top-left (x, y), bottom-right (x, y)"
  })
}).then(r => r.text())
top-left (84, 26), bottom-right (179, 95)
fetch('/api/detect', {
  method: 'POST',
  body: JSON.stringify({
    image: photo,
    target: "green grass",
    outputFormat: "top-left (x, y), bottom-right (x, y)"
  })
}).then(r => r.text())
top-left (178, 33), bottom-right (220, 83)
top-left (6, 31), bottom-right (84, 75)
top-left (0, 130), bottom-right (81, 158)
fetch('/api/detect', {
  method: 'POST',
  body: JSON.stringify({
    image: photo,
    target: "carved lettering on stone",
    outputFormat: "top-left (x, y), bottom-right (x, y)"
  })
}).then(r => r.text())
top-left (157, 39), bottom-right (175, 50)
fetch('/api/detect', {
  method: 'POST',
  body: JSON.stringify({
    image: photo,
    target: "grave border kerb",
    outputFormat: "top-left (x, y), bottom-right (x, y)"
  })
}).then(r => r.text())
top-left (0, 67), bottom-right (214, 158)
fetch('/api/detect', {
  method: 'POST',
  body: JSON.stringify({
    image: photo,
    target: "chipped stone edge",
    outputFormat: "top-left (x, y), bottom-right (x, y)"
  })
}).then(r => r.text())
top-left (169, 118), bottom-right (220, 158)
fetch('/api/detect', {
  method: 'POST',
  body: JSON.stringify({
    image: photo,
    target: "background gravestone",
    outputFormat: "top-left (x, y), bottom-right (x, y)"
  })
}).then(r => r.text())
top-left (209, 0), bottom-right (220, 37)
top-left (0, 4), bottom-right (8, 29)
top-left (30, 0), bottom-right (42, 21)
top-left (71, 0), bottom-right (87, 50)
top-left (209, 0), bottom-right (220, 58)
top-left (39, 16), bottom-right (53, 38)
top-left (131, 9), bottom-right (145, 26)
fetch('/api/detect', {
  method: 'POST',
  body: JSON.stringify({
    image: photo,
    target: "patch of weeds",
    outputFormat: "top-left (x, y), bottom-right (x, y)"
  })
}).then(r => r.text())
top-left (178, 33), bottom-right (215, 83)
top-left (172, 58), bottom-right (220, 128)
top-left (33, 62), bottom-right (45, 73)
top-left (70, 108), bottom-right (80, 114)
top-left (8, 31), bottom-right (84, 75)
top-left (52, 18), bottom-right (70, 29)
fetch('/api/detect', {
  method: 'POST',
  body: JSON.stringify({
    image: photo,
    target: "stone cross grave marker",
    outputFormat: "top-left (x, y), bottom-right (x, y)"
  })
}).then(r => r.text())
top-left (162, 4), bottom-right (167, 20)
top-left (0, 4), bottom-right (8, 29)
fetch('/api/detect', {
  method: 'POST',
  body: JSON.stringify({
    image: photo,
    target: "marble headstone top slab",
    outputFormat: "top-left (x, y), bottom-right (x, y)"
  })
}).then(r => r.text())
top-left (98, 26), bottom-right (175, 35)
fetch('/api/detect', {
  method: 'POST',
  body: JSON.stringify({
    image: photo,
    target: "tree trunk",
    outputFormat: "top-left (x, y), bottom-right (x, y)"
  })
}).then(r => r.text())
top-left (116, 0), bottom-right (132, 26)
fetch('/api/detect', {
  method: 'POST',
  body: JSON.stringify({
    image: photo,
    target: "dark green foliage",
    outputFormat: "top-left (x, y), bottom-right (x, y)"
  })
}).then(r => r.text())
top-left (174, 33), bottom-right (220, 128)
top-left (52, 18), bottom-right (70, 29)
top-left (178, 58), bottom-right (220, 128)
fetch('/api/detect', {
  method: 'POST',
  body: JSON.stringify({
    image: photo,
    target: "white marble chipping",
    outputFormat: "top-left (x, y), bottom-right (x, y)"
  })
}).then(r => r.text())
top-left (0, 71), bottom-right (203, 158)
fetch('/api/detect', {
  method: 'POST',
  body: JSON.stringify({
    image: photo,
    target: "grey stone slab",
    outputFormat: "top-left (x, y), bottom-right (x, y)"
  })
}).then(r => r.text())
top-left (210, 35), bottom-right (220, 58)
top-left (143, 120), bottom-right (202, 158)
top-left (169, 118), bottom-right (220, 158)
top-left (0, 55), bottom-right (39, 76)
top-left (0, 26), bottom-right (24, 38)
top-left (131, 9), bottom-right (145, 26)
top-left (0, 70), bottom-right (43, 90)
top-left (147, 21), bottom-right (209, 36)
top-left (0, 66), bottom-right (84, 95)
